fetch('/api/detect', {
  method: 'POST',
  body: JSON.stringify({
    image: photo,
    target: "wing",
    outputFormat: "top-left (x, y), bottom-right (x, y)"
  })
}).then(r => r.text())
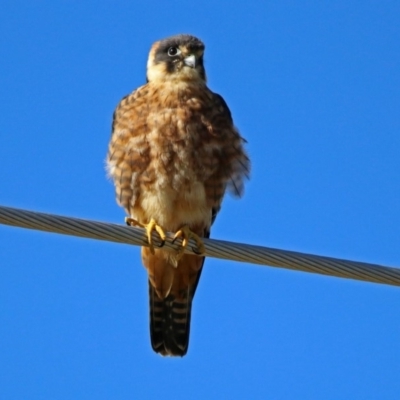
top-left (202, 91), bottom-right (250, 222)
top-left (106, 85), bottom-right (152, 217)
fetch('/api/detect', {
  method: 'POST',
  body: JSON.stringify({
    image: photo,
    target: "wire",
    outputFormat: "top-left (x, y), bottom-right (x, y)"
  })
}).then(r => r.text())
top-left (0, 204), bottom-right (399, 287)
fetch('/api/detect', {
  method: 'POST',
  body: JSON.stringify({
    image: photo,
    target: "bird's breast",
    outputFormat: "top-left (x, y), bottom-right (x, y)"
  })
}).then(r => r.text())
top-left (144, 100), bottom-right (214, 185)
top-left (142, 99), bottom-right (213, 227)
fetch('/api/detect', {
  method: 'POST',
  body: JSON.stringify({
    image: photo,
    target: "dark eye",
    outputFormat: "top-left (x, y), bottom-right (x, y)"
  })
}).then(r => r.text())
top-left (167, 47), bottom-right (181, 56)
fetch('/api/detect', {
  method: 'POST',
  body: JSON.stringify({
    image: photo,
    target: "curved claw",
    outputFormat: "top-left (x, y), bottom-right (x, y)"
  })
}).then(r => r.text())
top-left (125, 217), bottom-right (166, 254)
top-left (191, 246), bottom-right (204, 255)
top-left (153, 224), bottom-right (166, 248)
top-left (172, 225), bottom-right (205, 259)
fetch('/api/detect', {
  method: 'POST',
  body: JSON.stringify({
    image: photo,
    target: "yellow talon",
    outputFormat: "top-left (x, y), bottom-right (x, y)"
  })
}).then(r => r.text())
top-left (172, 225), bottom-right (205, 260)
top-left (125, 217), bottom-right (166, 254)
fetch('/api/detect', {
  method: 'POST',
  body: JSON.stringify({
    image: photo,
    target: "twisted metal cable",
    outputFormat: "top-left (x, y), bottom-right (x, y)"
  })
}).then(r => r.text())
top-left (0, 204), bottom-right (399, 286)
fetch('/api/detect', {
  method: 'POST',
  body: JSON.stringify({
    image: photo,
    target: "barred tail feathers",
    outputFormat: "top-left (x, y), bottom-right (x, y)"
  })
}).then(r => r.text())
top-left (143, 248), bottom-right (204, 357)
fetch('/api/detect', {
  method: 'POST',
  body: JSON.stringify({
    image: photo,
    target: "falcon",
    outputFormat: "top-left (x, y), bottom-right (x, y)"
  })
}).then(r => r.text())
top-left (107, 34), bottom-right (250, 356)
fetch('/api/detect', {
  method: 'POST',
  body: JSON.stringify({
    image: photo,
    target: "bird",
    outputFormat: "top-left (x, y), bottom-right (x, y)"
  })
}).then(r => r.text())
top-left (106, 34), bottom-right (250, 356)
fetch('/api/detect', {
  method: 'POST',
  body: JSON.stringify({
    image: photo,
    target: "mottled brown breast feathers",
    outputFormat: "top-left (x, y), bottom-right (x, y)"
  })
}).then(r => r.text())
top-left (107, 82), bottom-right (249, 220)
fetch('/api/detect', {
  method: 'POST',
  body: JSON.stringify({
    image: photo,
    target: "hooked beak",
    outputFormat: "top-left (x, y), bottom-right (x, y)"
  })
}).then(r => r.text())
top-left (183, 54), bottom-right (196, 68)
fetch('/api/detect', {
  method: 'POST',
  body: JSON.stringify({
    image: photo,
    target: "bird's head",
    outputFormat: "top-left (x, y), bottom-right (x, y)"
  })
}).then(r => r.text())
top-left (146, 34), bottom-right (206, 83)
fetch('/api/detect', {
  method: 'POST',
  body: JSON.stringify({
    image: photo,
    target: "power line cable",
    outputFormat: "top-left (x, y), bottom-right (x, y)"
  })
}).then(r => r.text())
top-left (0, 205), bottom-right (399, 287)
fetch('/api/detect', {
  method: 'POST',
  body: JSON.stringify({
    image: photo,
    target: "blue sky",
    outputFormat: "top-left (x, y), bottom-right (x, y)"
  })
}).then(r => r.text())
top-left (1, 1), bottom-right (400, 398)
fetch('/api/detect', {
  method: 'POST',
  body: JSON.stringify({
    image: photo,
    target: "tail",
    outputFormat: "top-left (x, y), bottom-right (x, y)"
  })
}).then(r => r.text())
top-left (149, 283), bottom-right (195, 356)
top-left (145, 252), bottom-right (205, 357)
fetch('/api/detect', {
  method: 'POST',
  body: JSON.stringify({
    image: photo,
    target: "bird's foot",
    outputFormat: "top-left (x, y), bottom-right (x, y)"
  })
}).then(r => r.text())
top-left (125, 217), bottom-right (166, 254)
top-left (172, 225), bottom-right (205, 260)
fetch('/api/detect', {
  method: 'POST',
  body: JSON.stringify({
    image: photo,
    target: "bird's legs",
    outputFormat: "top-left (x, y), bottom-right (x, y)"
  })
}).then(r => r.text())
top-left (172, 225), bottom-right (205, 260)
top-left (125, 217), bottom-right (166, 254)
